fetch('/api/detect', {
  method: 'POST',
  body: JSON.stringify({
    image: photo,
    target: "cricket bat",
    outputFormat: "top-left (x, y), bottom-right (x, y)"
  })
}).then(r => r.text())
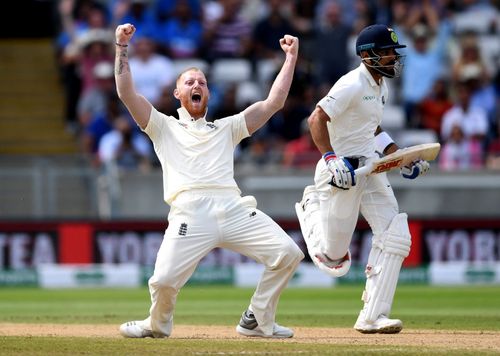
top-left (354, 143), bottom-right (441, 177)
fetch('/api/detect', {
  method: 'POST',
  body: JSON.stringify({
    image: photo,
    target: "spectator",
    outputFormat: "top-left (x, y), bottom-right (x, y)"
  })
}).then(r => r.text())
top-left (417, 78), bottom-right (453, 134)
top-left (98, 116), bottom-right (152, 170)
top-left (112, 0), bottom-right (158, 38)
top-left (154, 0), bottom-right (202, 22)
top-left (397, 2), bottom-right (452, 126)
top-left (458, 63), bottom-right (498, 135)
top-left (282, 119), bottom-right (320, 168)
top-left (77, 60), bottom-right (115, 128)
top-left (252, 0), bottom-right (296, 61)
top-left (77, 29), bottom-right (114, 95)
top-left (156, 0), bottom-right (203, 59)
top-left (212, 84), bottom-right (242, 119)
top-left (289, 0), bottom-right (318, 60)
top-left (311, 1), bottom-right (351, 88)
top-left (203, 0), bottom-right (253, 60)
top-left (56, 0), bottom-right (110, 131)
top-left (290, 0), bottom-right (317, 36)
top-left (439, 123), bottom-right (483, 171)
top-left (451, 35), bottom-right (489, 84)
top-left (128, 35), bottom-right (175, 106)
top-left (237, 134), bottom-right (284, 166)
top-left (279, 70), bottom-right (315, 141)
top-left (82, 94), bottom-right (125, 165)
top-left (441, 81), bottom-right (488, 142)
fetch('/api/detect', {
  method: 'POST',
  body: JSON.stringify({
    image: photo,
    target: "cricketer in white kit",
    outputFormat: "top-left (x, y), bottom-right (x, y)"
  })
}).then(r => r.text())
top-left (296, 24), bottom-right (430, 334)
top-left (114, 23), bottom-right (303, 339)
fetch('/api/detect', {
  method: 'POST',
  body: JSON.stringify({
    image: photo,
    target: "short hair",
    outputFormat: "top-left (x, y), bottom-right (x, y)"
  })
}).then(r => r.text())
top-left (176, 67), bottom-right (205, 86)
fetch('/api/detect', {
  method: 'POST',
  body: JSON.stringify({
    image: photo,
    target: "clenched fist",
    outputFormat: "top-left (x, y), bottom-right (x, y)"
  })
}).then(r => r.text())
top-left (115, 23), bottom-right (136, 46)
top-left (279, 35), bottom-right (299, 57)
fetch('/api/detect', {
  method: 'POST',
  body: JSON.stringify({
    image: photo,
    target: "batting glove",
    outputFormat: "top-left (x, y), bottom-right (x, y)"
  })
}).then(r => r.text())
top-left (400, 159), bottom-right (430, 179)
top-left (324, 151), bottom-right (356, 190)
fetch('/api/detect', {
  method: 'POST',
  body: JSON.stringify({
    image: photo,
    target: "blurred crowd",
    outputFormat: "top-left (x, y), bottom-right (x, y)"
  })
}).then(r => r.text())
top-left (54, 0), bottom-right (500, 172)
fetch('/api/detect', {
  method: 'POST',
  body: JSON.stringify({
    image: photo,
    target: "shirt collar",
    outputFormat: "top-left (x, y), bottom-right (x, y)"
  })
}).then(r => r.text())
top-left (177, 106), bottom-right (207, 125)
top-left (359, 63), bottom-right (382, 88)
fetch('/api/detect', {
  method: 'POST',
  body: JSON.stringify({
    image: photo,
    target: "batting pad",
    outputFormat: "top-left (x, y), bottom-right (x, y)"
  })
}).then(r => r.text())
top-left (295, 186), bottom-right (323, 258)
top-left (362, 213), bottom-right (411, 322)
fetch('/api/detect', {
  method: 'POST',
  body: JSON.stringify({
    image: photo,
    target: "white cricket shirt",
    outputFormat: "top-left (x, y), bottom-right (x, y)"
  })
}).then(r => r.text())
top-left (317, 63), bottom-right (388, 157)
top-left (144, 106), bottom-right (250, 204)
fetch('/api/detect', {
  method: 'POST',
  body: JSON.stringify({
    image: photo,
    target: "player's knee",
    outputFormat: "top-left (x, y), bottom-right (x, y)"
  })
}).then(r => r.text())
top-left (266, 242), bottom-right (303, 270)
top-left (283, 242), bottom-right (304, 266)
top-left (149, 272), bottom-right (181, 292)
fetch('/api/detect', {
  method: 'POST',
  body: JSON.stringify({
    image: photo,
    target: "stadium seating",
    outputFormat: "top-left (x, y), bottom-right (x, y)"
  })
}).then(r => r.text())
top-left (171, 58), bottom-right (210, 77)
top-left (211, 58), bottom-right (252, 84)
top-left (0, 39), bottom-right (77, 154)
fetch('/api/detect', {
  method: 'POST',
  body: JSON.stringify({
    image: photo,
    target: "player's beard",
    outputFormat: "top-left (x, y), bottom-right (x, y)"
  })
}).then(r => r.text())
top-left (183, 95), bottom-right (209, 119)
top-left (382, 64), bottom-right (396, 78)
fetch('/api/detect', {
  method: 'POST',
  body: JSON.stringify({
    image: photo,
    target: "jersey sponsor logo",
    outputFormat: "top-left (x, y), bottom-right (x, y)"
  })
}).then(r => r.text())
top-left (178, 223), bottom-right (188, 236)
top-left (178, 122), bottom-right (188, 128)
top-left (363, 95), bottom-right (376, 101)
top-left (372, 158), bottom-right (403, 173)
top-left (324, 95), bottom-right (336, 104)
top-left (206, 123), bottom-right (217, 130)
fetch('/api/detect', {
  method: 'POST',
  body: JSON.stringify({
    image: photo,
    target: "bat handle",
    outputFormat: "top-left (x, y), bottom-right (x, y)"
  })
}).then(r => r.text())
top-left (354, 164), bottom-right (371, 177)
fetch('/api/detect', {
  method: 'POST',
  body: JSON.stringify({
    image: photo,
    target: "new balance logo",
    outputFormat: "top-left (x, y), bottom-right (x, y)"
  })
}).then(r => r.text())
top-left (372, 159), bottom-right (403, 173)
top-left (178, 223), bottom-right (188, 236)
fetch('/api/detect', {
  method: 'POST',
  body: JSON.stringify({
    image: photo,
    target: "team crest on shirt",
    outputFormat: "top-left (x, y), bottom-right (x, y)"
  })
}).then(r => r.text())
top-left (178, 223), bottom-right (188, 236)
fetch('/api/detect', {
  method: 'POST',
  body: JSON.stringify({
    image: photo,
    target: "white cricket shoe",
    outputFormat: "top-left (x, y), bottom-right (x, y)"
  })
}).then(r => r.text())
top-left (354, 314), bottom-right (403, 334)
top-left (119, 320), bottom-right (155, 338)
top-left (236, 309), bottom-right (293, 338)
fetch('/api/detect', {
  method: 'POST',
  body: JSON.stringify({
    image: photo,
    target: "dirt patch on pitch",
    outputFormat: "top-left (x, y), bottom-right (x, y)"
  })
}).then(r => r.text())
top-left (1, 324), bottom-right (499, 352)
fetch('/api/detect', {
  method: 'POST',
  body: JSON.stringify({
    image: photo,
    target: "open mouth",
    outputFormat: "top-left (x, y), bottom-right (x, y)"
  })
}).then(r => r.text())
top-left (192, 93), bottom-right (202, 103)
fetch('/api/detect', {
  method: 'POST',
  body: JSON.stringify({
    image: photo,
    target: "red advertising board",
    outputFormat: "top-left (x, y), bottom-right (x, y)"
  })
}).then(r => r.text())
top-left (1, 219), bottom-right (499, 269)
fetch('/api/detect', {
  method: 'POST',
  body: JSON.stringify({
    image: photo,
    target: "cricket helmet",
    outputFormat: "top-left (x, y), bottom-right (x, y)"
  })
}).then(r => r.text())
top-left (356, 24), bottom-right (406, 56)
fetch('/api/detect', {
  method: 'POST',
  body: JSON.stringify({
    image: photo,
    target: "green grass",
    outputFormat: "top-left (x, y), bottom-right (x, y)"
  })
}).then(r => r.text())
top-left (1, 285), bottom-right (499, 355)
top-left (0, 285), bottom-right (499, 330)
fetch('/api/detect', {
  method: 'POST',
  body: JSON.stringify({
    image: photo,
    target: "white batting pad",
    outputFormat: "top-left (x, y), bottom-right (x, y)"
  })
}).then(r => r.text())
top-left (362, 213), bottom-right (411, 322)
top-left (295, 186), bottom-right (328, 271)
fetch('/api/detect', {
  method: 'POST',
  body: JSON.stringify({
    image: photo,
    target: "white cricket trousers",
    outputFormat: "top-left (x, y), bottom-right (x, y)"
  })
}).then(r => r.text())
top-left (146, 188), bottom-right (304, 337)
top-left (314, 159), bottom-right (399, 260)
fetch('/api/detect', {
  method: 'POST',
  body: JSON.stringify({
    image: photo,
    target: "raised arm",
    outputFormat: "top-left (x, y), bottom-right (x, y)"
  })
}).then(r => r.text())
top-left (243, 35), bottom-right (298, 134)
top-left (114, 23), bottom-right (152, 129)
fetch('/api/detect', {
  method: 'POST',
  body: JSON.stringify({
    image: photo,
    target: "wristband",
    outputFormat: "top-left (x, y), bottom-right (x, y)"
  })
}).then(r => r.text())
top-left (374, 131), bottom-right (394, 154)
top-left (115, 42), bottom-right (128, 47)
top-left (323, 151), bottom-right (336, 162)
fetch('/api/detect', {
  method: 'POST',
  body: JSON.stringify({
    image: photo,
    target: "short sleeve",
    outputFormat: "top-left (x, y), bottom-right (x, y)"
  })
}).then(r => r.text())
top-left (218, 112), bottom-right (250, 146)
top-left (317, 83), bottom-right (355, 121)
top-left (143, 107), bottom-right (167, 148)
